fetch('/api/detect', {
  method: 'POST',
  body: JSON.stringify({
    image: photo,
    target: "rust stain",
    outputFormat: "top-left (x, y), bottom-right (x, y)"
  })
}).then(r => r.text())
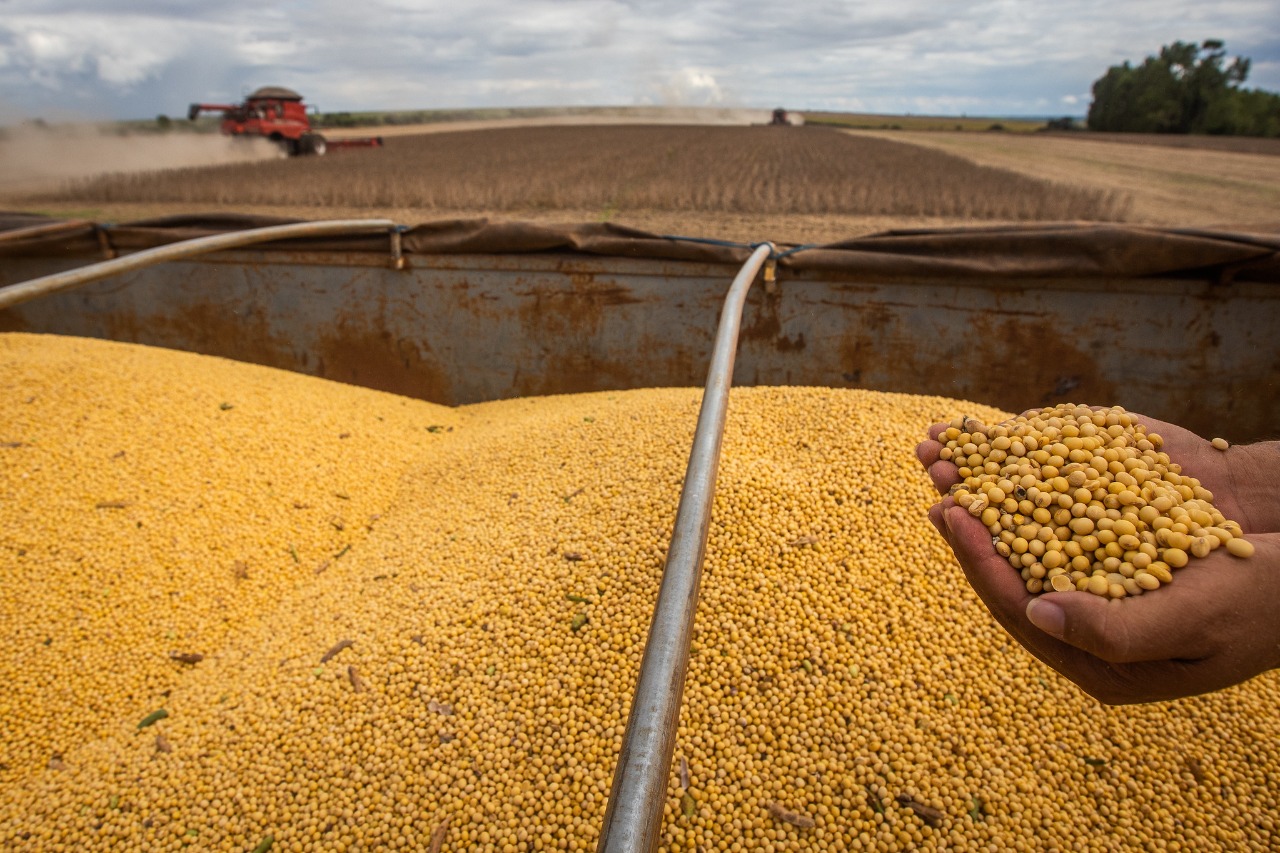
top-left (0, 310), bottom-right (31, 333)
top-left (823, 297), bottom-right (1048, 319)
top-left (512, 335), bottom-right (706, 400)
top-left (836, 299), bottom-right (1120, 417)
top-left (513, 284), bottom-right (644, 312)
top-left (164, 301), bottom-right (291, 370)
top-left (43, 294), bottom-right (296, 376)
top-left (509, 277), bottom-right (708, 397)
top-left (313, 321), bottom-right (454, 404)
top-left (741, 292), bottom-right (807, 352)
top-left (448, 279), bottom-right (506, 322)
top-left (513, 279), bottom-right (640, 340)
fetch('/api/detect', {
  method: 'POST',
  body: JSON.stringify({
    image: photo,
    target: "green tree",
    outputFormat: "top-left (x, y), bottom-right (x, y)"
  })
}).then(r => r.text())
top-left (1087, 40), bottom-right (1280, 136)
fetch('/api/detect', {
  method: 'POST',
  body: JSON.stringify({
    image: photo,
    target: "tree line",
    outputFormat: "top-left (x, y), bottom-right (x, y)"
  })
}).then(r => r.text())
top-left (1088, 40), bottom-right (1280, 137)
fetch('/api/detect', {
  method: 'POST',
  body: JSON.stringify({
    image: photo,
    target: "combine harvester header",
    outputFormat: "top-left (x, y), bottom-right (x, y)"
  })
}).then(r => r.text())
top-left (187, 86), bottom-right (383, 157)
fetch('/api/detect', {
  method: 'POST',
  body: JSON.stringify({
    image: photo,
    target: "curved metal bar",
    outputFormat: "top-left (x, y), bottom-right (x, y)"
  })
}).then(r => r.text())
top-left (0, 219), bottom-right (397, 311)
top-left (598, 242), bottom-right (774, 853)
top-left (0, 219), bottom-right (95, 246)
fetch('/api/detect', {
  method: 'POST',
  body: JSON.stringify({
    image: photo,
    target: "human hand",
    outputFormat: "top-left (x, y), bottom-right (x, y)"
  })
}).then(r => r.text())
top-left (917, 415), bottom-right (1280, 704)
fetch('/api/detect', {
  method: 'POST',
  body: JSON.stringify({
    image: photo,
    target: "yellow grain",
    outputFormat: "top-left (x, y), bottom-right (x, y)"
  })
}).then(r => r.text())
top-left (941, 403), bottom-right (1251, 597)
top-left (0, 336), bottom-right (1276, 852)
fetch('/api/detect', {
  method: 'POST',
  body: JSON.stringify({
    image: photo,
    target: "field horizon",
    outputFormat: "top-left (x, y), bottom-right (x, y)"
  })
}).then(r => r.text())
top-left (3, 106), bottom-right (1278, 243)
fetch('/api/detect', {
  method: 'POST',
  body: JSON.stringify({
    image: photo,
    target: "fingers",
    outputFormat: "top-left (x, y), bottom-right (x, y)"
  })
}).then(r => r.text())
top-left (1026, 537), bottom-right (1280, 664)
top-left (917, 424), bottom-right (960, 496)
top-left (1065, 658), bottom-right (1206, 705)
top-left (1126, 411), bottom-right (1277, 535)
top-left (915, 424), bottom-right (946, 472)
top-left (938, 503), bottom-right (1189, 699)
top-left (1025, 557), bottom-right (1221, 665)
top-left (1126, 412), bottom-right (1198, 443)
top-left (914, 439), bottom-right (940, 470)
top-left (927, 460), bottom-right (961, 495)
top-left (941, 504), bottom-right (1034, 631)
top-left (926, 502), bottom-right (948, 541)
top-left (1125, 411), bottom-right (1245, 514)
top-left (938, 504), bottom-right (1102, 682)
top-left (1025, 592), bottom-right (1208, 665)
top-left (1216, 442), bottom-right (1280, 533)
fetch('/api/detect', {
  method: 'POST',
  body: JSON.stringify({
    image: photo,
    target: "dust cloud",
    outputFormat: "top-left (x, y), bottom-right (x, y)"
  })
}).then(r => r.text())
top-left (349, 107), bottom-right (809, 141)
top-left (0, 125), bottom-right (281, 196)
top-left (621, 106), bottom-right (805, 126)
top-left (619, 106), bottom-right (805, 127)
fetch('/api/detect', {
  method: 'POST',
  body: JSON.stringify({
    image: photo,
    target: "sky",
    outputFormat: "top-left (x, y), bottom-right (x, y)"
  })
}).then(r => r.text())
top-left (1, 0), bottom-right (1278, 123)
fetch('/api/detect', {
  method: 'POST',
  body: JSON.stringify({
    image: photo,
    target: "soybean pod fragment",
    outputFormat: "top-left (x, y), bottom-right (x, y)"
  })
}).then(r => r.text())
top-left (136, 708), bottom-right (168, 730)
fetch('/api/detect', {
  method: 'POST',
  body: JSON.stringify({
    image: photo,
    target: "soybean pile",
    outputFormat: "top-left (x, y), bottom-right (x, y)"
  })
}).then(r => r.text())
top-left (1, 334), bottom-right (1277, 852)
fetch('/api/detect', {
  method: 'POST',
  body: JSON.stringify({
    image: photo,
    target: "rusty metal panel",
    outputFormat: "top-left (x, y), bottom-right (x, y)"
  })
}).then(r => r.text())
top-left (737, 271), bottom-right (1276, 443)
top-left (1, 251), bottom-right (1276, 442)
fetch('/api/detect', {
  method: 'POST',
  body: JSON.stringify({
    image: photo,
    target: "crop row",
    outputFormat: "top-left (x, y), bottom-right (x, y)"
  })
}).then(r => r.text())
top-left (44, 125), bottom-right (1131, 221)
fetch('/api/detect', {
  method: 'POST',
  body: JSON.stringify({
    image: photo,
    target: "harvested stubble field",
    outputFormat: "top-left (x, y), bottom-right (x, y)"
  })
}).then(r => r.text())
top-left (1036, 132), bottom-right (1280, 157)
top-left (862, 130), bottom-right (1280, 231)
top-left (29, 125), bottom-right (1129, 240)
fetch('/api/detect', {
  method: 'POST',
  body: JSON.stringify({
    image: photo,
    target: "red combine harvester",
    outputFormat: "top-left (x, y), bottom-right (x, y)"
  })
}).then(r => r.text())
top-left (186, 86), bottom-right (383, 156)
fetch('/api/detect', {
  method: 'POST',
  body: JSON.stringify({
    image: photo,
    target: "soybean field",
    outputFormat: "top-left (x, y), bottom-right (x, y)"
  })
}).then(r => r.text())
top-left (16, 125), bottom-right (1141, 243)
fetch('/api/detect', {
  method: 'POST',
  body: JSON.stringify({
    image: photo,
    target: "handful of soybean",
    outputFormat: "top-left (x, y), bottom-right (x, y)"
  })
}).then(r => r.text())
top-left (940, 403), bottom-right (1254, 598)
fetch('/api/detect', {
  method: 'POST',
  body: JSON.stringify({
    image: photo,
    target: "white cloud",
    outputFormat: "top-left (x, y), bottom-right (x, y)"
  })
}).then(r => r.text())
top-left (235, 36), bottom-right (301, 67)
top-left (657, 68), bottom-right (724, 106)
top-left (1, 0), bottom-right (1278, 121)
top-left (24, 29), bottom-right (80, 64)
top-left (3, 15), bottom-right (195, 92)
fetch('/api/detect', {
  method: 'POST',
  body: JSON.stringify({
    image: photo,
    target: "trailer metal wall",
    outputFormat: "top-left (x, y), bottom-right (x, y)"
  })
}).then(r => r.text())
top-left (1, 249), bottom-right (1275, 442)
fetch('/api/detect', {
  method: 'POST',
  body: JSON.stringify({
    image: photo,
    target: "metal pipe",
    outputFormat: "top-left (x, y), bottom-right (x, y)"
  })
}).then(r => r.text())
top-left (597, 242), bottom-right (774, 853)
top-left (0, 219), bottom-right (397, 311)
top-left (0, 220), bottom-right (94, 246)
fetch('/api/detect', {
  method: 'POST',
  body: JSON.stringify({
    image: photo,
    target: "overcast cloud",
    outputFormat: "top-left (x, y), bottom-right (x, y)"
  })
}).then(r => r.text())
top-left (1, 0), bottom-right (1278, 122)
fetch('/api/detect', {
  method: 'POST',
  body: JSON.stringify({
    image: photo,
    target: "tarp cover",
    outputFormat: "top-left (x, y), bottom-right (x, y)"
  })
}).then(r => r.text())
top-left (1, 212), bottom-right (1278, 282)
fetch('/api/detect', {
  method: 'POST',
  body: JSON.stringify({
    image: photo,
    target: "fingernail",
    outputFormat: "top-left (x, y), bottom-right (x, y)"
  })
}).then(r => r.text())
top-left (1026, 599), bottom-right (1065, 638)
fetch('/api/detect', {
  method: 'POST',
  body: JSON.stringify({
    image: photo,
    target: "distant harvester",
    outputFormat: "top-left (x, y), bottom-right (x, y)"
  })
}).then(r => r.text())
top-left (187, 86), bottom-right (383, 157)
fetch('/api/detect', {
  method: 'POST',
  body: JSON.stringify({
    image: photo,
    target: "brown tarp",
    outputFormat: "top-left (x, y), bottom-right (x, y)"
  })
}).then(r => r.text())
top-left (2, 212), bottom-right (1278, 282)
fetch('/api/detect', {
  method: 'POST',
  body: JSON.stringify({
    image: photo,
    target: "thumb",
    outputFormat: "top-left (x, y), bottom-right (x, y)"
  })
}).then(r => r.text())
top-left (1025, 589), bottom-right (1208, 665)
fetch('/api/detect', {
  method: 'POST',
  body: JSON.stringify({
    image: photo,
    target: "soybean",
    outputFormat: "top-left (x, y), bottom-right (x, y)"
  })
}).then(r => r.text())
top-left (942, 403), bottom-right (1254, 598)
